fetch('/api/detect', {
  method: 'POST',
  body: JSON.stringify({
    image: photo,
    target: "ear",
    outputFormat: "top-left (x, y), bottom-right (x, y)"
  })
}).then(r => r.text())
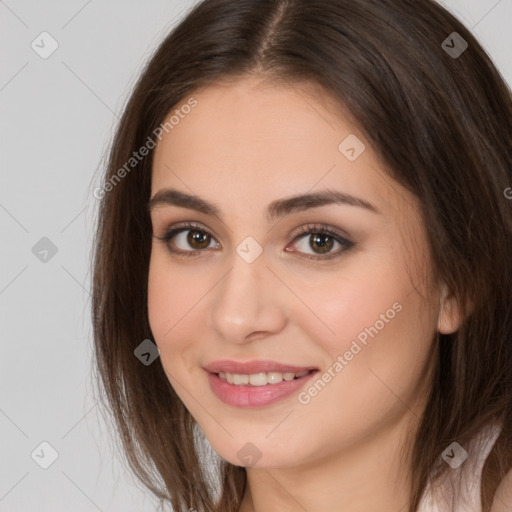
top-left (490, 468), bottom-right (512, 512)
top-left (437, 283), bottom-right (463, 334)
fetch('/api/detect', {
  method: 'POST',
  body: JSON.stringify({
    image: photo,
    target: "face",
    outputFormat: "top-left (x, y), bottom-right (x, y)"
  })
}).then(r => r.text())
top-left (147, 76), bottom-right (460, 469)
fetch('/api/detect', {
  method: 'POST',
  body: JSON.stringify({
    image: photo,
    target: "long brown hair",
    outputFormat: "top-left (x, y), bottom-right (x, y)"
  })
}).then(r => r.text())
top-left (90, 0), bottom-right (512, 510)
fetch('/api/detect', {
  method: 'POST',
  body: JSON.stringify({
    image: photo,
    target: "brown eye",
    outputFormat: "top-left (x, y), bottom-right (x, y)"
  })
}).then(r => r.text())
top-left (187, 229), bottom-right (211, 249)
top-left (288, 223), bottom-right (355, 261)
top-left (166, 227), bottom-right (218, 253)
top-left (154, 223), bottom-right (220, 257)
top-left (308, 233), bottom-right (335, 254)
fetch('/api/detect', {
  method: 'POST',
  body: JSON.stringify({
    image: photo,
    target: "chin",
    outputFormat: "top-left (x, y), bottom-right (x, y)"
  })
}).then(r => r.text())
top-left (208, 439), bottom-right (302, 470)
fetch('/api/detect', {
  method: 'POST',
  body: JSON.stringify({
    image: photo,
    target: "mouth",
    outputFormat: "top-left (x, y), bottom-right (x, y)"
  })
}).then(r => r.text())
top-left (203, 360), bottom-right (319, 407)
top-left (214, 369), bottom-right (316, 386)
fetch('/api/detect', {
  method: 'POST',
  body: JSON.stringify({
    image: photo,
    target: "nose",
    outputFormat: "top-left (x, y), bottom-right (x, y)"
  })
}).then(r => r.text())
top-left (208, 247), bottom-right (288, 345)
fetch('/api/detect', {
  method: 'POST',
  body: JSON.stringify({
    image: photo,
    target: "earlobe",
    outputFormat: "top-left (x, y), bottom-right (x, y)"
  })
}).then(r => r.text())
top-left (437, 283), bottom-right (463, 334)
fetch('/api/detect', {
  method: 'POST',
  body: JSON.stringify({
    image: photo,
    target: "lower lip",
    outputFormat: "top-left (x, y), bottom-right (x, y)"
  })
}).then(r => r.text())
top-left (207, 371), bottom-right (318, 408)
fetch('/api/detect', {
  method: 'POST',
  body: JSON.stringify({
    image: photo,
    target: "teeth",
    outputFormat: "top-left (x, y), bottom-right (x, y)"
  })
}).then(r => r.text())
top-left (217, 370), bottom-right (311, 386)
top-left (233, 374), bottom-right (249, 385)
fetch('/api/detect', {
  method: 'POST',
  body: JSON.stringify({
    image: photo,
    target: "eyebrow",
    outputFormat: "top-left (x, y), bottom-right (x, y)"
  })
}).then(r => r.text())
top-left (148, 187), bottom-right (381, 221)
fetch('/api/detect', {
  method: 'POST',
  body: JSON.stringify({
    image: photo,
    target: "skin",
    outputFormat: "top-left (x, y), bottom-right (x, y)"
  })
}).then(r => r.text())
top-left (147, 75), bottom-right (462, 512)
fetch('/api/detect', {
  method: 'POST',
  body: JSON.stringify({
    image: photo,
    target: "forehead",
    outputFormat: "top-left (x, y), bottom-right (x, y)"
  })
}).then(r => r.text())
top-left (154, 77), bottom-right (357, 165)
top-left (150, 77), bottom-right (416, 219)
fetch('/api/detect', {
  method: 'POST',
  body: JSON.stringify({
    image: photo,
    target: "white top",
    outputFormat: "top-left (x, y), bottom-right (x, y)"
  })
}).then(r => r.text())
top-left (417, 423), bottom-right (502, 512)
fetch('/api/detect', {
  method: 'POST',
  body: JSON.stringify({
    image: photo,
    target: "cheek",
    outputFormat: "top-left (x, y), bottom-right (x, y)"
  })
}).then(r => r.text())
top-left (147, 256), bottom-right (175, 340)
top-left (147, 252), bottom-right (214, 367)
top-left (295, 252), bottom-right (436, 389)
top-left (290, 283), bottom-right (434, 458)
top-left (291, 254), bottom-right (409, 352)
top-left (148, 249), bottom-right (199, 332)
top-left (303, 279), bottom-right (435, 420)
top-left (148, 253), bottom-right (187, 350)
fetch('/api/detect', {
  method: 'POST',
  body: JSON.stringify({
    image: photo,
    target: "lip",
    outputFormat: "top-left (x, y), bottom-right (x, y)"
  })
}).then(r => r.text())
top-left (203, 359), bottom-right (318, 374)
top-left (204, 360), bottom-right (319, 408)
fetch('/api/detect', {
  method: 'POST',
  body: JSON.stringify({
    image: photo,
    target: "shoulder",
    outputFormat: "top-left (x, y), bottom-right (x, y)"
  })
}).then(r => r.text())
top-left (490, 468), bottom-right (512, 512)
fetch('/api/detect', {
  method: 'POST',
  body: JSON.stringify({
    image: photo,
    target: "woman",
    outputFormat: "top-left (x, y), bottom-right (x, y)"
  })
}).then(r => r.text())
top-left (90, 0), bottom-right (512, 510)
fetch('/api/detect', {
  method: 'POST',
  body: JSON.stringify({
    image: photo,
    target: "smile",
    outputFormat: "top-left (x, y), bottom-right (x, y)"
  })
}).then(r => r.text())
top-left (204, 361), bottom-right (319, 408)
top-left (217, 370), bottom-right (310, 386)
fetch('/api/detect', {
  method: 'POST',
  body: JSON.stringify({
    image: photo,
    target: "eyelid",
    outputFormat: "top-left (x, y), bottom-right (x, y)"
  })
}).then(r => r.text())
top-left (290, 223), bottom-right (353, 244)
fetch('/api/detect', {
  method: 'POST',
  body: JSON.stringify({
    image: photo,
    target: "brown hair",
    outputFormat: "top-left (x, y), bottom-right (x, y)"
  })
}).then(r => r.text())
top-left (90, 0), bottom-right (512, 510)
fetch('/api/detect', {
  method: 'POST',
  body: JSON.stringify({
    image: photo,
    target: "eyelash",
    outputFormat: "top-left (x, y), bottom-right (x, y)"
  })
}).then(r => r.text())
top-left (153, 221), bottom-right (355, 262)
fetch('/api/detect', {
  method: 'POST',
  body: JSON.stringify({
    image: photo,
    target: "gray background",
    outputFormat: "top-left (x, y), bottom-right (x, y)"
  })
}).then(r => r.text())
top-left (1, 1), bottom-right (511, 510)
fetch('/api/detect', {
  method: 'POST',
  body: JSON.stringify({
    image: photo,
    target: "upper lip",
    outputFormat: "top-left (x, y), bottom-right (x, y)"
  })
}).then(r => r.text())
top-left (203, 360), bottom-right (318, 375)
